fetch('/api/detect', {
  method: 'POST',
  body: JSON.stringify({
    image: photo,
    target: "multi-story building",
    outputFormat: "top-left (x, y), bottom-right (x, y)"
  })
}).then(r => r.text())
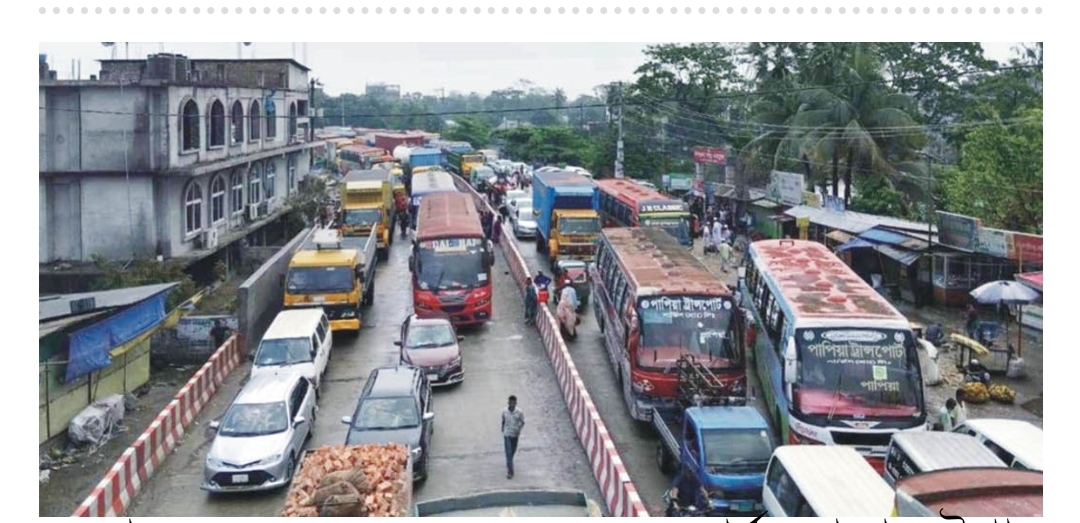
top-left (39, 54), bottom-right (324, 291)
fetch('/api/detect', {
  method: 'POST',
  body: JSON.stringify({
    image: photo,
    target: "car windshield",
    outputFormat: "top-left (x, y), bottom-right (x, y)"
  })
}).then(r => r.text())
top-left (637, 296), bottom-right (739, 371)
top-left (517, 207), bottom-right (535, 221)
top-left (352, 397), bottom-right (420, 429)
top-left (287, 266), bottom-right (354, 294)
top-left (641, 216), bottom-right (692, 244)
top-left (406, 323), bottom-right (457, 348)
top-left (794, 328), bottom-right (925, 419)
top-left (702, 428), bottom-right (774, 469)
top-left (255, 337), bottom-right (313, 366)
top-left (558, 218), bottom-right (601, 234)
top-left (416, 238), bottom-right (487, 290)
top-left (343, 208), bottom-right (382, 227)
top-left (218, 401), bottom-right (289, 437)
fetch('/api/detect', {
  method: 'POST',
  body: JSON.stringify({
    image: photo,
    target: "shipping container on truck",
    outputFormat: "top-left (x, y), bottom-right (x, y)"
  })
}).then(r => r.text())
top-left (531, 169), bottom-right (601, 268)
top-left (374, 132), bottom-right (425, 152)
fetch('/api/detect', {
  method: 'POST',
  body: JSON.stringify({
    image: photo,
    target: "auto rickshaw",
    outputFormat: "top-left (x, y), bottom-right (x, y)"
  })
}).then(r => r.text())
top-left (553, 259), bottom-right (590, 313)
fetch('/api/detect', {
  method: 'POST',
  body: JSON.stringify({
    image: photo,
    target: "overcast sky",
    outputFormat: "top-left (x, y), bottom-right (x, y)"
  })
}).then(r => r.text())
top-left (39, 42), bottom-right (1028, 98)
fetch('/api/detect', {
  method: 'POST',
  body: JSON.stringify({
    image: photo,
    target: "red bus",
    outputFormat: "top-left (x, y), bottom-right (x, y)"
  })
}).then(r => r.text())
top-left (589, 227), bottom-right (745, 421)
top-left (594, 178), bottom-right (694, 248)
top-left (409, 192), bottom-right (495, 326)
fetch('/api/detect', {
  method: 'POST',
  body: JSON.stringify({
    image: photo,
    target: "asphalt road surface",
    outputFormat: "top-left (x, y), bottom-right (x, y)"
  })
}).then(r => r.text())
top-left (127, 233), bottom-right (601, 516)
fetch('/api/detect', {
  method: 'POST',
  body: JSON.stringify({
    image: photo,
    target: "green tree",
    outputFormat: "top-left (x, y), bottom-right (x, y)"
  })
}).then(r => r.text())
top-left (442, 116), bottom-right (491, 147)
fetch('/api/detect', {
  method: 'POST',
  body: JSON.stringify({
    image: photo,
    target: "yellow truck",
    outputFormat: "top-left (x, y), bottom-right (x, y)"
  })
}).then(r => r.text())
top-left (341, 169), bottom-right (395, 261)
top-left (283, 228), bottom-right (378, 332)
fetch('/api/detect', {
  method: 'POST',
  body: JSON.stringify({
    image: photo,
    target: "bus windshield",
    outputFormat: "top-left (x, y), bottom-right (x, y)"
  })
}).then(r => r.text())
top-left (636, 296), bottom-right (739, 371)
top-left (558, 218), bottom-right (601, 235)
top-left (343, 208), bottom-right (382, 227)
top-left (640, 216), bottom-right (691, 243)
top-left (287, 266), bottom-right (355, 294)
top-left (416, 238), bottom-right (488, 291)
top-left (794, 328), bottom-right (924, 419)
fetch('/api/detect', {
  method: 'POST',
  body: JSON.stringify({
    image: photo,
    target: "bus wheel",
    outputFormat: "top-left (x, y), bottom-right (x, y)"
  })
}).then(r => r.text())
top-left (656, 444), bottom-right (675, 474)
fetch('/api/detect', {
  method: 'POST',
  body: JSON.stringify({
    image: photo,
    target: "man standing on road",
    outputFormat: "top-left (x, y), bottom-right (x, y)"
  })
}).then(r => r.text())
top-left (210, 319), bottom-right (233, 350)
top-left (501, 395), bottom-right (525, 479)
top-left (524, 278), bottom-right (538, 325)
top-left (718, 240), bottom-right (734, 273)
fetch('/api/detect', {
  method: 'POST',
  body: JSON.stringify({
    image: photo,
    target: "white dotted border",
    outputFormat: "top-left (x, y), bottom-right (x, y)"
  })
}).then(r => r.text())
top-left (39, 6), bottom-right (1043, 15)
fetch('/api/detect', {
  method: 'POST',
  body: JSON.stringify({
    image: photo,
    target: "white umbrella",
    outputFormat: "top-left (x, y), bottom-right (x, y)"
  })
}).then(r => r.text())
top-left (969, 280), bottom-right (1040, 305)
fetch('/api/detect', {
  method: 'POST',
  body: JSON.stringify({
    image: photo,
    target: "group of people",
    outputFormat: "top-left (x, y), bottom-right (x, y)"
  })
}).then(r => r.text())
top-left (522, 269), bottom-right (578, 326)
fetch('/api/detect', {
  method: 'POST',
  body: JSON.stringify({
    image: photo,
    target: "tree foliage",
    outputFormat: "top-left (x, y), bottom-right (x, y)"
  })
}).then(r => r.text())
top-left (90, 256), bottom-right (199, 311)
top-left (492, 126), bottom-right (595, 166)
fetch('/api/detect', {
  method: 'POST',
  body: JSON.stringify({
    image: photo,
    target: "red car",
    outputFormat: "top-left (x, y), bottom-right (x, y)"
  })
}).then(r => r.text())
top-left (396, 313), bottom-right (464, 387)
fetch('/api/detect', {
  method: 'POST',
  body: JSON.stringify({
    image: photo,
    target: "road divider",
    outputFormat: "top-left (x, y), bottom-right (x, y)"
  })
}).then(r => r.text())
top-left (72, 334), bottom-right (243, 517)
top-left (456, 179), bottom-right (648, 517)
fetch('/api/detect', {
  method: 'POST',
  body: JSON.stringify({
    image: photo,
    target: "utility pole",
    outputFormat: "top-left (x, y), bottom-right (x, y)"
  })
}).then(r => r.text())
top-left (615, 82), bottom-right (625, 179)
top-left (309, 78), bottom-right (318, 143)
top-left (340, 96), bottom-right (345, 127)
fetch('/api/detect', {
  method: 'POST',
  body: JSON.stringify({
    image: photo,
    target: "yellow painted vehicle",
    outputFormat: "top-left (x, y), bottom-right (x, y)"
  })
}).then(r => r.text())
top-left (341, 169), bottom-right (395, 261)
top-left (284, 228), bottom-right (377, 332)
top-left (411, 165), bottom-right (439, 175)
top-left (548, 209), bottom-right (602, 266)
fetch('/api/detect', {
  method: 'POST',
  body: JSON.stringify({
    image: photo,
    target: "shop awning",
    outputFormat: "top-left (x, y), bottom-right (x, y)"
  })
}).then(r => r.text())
top-left (876, 244), bottom-right (921, 266)
top-left (836, 237), bottom-right (877, 252)
top-left (859, 226), bottom-right (930, 251)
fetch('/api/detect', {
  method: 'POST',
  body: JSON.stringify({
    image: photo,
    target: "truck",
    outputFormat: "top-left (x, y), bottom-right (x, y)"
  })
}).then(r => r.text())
top-left (652, 356), bottom-right (774, 516)
top-left (408, 147), bottom-right (443, 172)
top-left (892, 467), bottom-right (1043, 517)
top-left (341, 169), bottom-right (395, 261)
top-left (531, 169), bottom-right (602, 267)
top-left (281, 443), bottom-right (413, 517)
top-left (447, 150), bottom-right (486, 179)
top-left (284, 228), bottom-right (378, 332)
top-left (413, 490), bottom-right (602, 517)
top-left (374, 132), bottom-right (424, 152)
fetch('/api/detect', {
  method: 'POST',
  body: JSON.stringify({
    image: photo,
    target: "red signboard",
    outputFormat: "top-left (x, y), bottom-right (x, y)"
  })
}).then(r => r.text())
top-left (1010, 233), bottom-right (1043, 264)
top-left (693, 146), bottom-right (727, 165)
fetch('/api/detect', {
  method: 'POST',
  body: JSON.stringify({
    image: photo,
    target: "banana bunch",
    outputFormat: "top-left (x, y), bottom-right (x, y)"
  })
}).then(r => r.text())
top-left (989, 384), bottom-right (1018, 404)
top-left (963, 382), bottom-right (990, 404)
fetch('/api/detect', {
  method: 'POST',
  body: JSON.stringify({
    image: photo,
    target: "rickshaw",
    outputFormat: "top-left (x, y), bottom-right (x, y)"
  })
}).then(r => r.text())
top-left (553, 259), bottom-right (590, 313)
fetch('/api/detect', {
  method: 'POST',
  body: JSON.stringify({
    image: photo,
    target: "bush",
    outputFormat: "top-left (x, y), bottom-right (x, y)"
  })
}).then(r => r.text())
top-left (90, 255), bottom-right (199, 311)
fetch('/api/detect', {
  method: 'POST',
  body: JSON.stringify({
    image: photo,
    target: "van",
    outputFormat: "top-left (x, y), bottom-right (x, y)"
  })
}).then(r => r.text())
top-left (250, 309), bottom-right (333, 392)
top-left (951, 418), bottom-right (1042, 470)
top-left (762, 446), bottom-right (894, 517)
top-left (884, 432), bottom-right (1007, 486)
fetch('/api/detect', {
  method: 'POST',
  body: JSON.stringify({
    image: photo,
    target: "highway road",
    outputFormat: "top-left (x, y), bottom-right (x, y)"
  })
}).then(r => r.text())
top-left (127, 232), bottom-right (602, 516)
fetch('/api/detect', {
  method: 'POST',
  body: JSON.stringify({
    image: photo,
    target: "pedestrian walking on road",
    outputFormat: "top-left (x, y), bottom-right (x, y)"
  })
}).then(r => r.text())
top-left (718, 241), bottom-right (734, 273)
top-left (702, 225), bottom-right (714, 255)
top-left (965, 304), bottom-right (979, 339)
top-left (501, 395), bottom-right (525, 479)
top-left (524, 278), bottom-right (538, 325)
top-left (492, 215), bottom-right (503, 244)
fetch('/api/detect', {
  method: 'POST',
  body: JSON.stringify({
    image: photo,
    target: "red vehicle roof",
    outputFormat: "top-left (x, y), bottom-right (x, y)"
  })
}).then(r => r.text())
top-left (603, 227), bottom-right (730, 297)
top-left (749, 239), bottom-right (904, 320)
top-left (595, 179), bottom-right (684, 213)
top-left (897, 468), bottom-right (1042, 517)
top-left (1015, 272), bottom-right (1043, 292)
top-left (416, 192), bottom-right (483, 241)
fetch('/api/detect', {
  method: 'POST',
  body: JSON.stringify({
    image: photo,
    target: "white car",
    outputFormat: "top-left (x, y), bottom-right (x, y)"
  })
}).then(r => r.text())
top-left (513, 206), bottom-right (538, 239)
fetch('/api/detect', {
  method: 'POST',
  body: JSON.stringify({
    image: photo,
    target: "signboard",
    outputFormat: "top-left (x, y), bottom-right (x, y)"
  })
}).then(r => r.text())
top-left (803, 192), bottom-right (822, 208)
top-left (639, 296), bottom-right (732, 320)
top-left (766, 171), bottom-right (806, 207)
top-left (419, 238), bottom-right (483, 252)
top-left (1010, 233), bottom-right (1043, 264)
top-left (640, 202), bottom-right (687, 214)
top-left (693, 164), bottom-right (705, 193)
top-left (975, 227), bottom-right (1009, 258)
top-left (823, 195), bottom-right (845, 213)
top-left (692, 146), bottom-right (727, 165)
top-left (936, 211), bottom-right (981, 252)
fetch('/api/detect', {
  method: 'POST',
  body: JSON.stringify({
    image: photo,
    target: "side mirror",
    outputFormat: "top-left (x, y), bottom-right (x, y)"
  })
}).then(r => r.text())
top-left (393, 340), bottom-right (402, 346)
top-left (457, 336), bottom-right (465, 342)
top-left (355, 266), bottom-right (364, 283)
top-left (340, 416), bottom-right (352, 425)
top-left (422, 412), bottom-right (435, 421)
top-left (209, 420), bottom-right (220, 431)
top-left (292, 415), bottom-right (306, 429)
top-left (783, 337), bottom-right (798, 384)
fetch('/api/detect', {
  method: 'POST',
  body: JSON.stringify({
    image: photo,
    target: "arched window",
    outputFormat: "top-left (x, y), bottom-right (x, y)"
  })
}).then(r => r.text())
top-left (208, 100), bottom-right (226, 148)
top-left (264, 99), bottom-right (277, 139)
top-left (287, 154), bottom-right (298, 195)
top-left (248, 166), bottom-right (262, 205)
top-left (184, 181), bottom-right (203, 235)
top-left (180, 99), bottom-right (200, 151)
top-left (249, 100), bottom-right (262, 140)
top-left (288, 102), bottom-right (298, 139)
top-left (264, 162), bottom-right (276, 199)
top-left (210, 175), bottom-right (226, 224)
top-left (230, 170), bottom-right (245, 216)
top-left (230, 100), bottom-right (245, 144)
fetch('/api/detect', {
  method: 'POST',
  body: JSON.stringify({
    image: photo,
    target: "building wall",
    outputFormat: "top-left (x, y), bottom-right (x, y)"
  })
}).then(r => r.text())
top-left (39, 179), bottom-right (48, 264)
top-left (80, 175), bottom-right (157, 260)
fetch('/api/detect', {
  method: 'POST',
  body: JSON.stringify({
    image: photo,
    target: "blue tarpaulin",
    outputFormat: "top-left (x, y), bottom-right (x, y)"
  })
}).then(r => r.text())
top-left (836, 237), bottom-right (876, 252)
top-left (64, 292), bottom-right (168, 384)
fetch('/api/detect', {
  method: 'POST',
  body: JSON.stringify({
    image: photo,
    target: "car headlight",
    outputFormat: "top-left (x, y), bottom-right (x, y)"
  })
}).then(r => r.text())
top-left (411, 446), bottom-right (423, 459)
top-left (206, 456), bottom-right (225, 468)
top-left (449, 356), bottom-right (462, 367)
top-left (256, 453), bottom-right (283, 466)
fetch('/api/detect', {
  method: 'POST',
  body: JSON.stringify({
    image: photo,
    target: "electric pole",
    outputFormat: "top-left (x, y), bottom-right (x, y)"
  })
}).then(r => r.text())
top-left (615, 82), bottom-right (625, 179)
top-left (340, 96), bottom-right (345, 127)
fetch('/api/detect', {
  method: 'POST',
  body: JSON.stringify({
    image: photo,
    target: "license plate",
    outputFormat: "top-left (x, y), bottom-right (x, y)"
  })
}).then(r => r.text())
top-left (427, 374), bottom-right (439, 382)
top-left (732, 501), bottom-right (753, 512)
top-left (231, 474), bottom-right (249, 484)
top-left (312, 296), bottom-right (325, 303)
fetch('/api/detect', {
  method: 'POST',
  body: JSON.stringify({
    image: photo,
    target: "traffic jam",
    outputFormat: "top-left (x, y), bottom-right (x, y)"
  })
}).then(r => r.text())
top-left (166, 139), bottom-right (1041, 518)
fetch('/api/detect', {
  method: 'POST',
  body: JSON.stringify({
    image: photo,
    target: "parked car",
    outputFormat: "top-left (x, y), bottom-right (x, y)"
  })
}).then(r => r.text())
top-left (341, 366), bottom-right (435, 481)
top-left (513, 205), bottom-right (538, 239)
top-left (508, 193), bottom-right (531, 215)
top-left (201, 371), bottom-right (317, 493)
top-left (397, 313), bottom-right (465, 386)
top-left (250, 309), bottom-right (332, 393)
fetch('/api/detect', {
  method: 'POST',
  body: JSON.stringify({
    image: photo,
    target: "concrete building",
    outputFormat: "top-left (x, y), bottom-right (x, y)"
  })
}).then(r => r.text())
top-left (39, 54), bottom-right (324, 290)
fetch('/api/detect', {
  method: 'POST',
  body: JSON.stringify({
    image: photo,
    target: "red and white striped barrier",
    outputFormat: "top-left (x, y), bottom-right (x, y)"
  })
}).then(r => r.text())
top-left (457, 178), bottom-right (649, 517)
top-left (73, 334), bottom-right (243, 517)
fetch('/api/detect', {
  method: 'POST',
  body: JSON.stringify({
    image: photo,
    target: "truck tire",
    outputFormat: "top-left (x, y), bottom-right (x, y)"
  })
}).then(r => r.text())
top-left (378, 248), bottom-right (389, 262)
top-left (363, 281), bottom-right (375, 306)
top-left (535, 233), bottom-right (544, 253)
top-left (657, 444), bottom-right (675, 474)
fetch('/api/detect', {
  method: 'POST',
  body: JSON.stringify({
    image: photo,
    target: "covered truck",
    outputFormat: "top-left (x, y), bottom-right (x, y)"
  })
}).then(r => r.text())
top-left (285, 228), bottom-right (378, 332)
top-left (531, 169), bottom-right (601, 267)
top-left (281, 443), bottom-right (413, 517)
top-left (341, 169), bottom-right (395, 261)
top-left (447, 150), bottom-right (485, 179)
top-left (408, 147), bottom-right (443, 172)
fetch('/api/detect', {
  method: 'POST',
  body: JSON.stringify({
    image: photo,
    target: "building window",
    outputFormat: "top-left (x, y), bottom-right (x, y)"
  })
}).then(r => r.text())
top-left (287, 154), bottom-right (297, 195)
top-left (184, 181), bottom-right (203, 235)
top-left (249, 100), bottom-right (262, 140)
top-left (208, 100), bottom-right (226, 148)
top-left (264, 162), bottom-right (276, 199)
top-left (248, 166), bottom-right (262, 205)
top-left (210, 175), bottom-right (226, 224)
top-left (288, 102), bottom-right (298, 138)
top-left (180, 99), bottom-right (200, 152)
top-left (230, 170), bottom-right (244, 216)
top-left (230, 100), bottom-right (244, 144)
top-left (265, 99), bottom-right (277, 139)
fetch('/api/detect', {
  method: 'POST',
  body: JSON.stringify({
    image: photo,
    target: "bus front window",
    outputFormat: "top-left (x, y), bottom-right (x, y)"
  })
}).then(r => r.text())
top-left (641, 216), bottom-right (691, 244)
top-left (636, 296), bottom-right (739, 371)
top-left (416, 238), bottom-right (487, 291)
top-left (794, 328), bottom-right (924, 420)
